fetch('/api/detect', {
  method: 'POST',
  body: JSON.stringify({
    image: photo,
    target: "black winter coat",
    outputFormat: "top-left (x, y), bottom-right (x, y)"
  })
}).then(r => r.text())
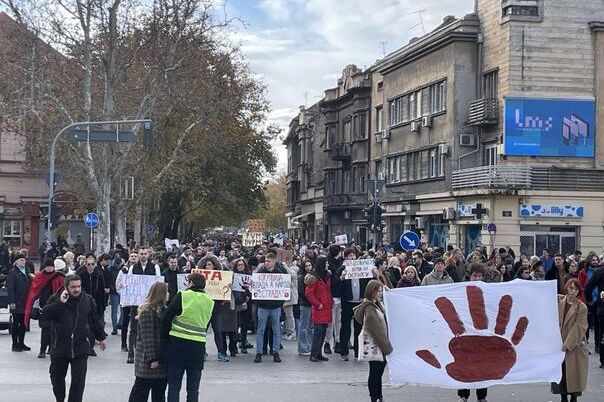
top-left (43, 291), bottom-right (106, 358)
top-left (298, 272), bottom-right (310, 307)
top-left (7, 266), bottom-right (31, 313)
top-left (78, 269), bottom-right (106, 314)
top-left (328, 255), bottom-right (343, 298)
top-left (162, 268), bottom-right (182, 304)
top-left (585, 268), bottom-right (604, 316)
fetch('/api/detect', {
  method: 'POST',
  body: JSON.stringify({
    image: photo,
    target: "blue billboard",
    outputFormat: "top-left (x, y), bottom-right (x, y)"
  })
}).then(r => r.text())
top-left (504, 98), bottom-right (595, 157)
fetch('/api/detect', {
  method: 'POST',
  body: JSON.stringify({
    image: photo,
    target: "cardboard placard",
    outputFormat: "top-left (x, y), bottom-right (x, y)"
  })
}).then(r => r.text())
top-left (242, 232), bottom-right (263, 247)
top-left (190, 269), bottom-right (233, 300)
top-left (343, 259), bottom-right (374, 280)
top-left (334, 234), bottom-right (348, 245)
top-left (251, 273), bottom-right (291, 300)
top-left (120, 274), bottom-right (164, 306)
top-left (232, 273), bottom-right (252, 292)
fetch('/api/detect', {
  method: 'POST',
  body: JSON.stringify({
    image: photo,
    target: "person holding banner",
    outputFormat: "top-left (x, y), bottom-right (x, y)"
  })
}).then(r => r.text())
top-left (232, 258), bottom-right (253, 354)
top-left (304, 256), bottom-right (332, 362)
top-left (353, 280), bottom-right (392, 402)
top-left (552, 278), bottom-right (589, 402)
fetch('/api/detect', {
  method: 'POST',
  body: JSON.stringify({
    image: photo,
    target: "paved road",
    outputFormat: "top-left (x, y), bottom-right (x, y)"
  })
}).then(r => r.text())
top-left (1, 322), bottom-right (603, 402)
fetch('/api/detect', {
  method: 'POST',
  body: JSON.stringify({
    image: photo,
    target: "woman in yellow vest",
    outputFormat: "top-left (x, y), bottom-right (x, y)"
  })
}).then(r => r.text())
top-left (161, 272), bottom-right (214, 402)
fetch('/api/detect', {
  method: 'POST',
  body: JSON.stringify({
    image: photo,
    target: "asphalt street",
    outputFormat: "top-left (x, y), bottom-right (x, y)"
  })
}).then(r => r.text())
top-left (0, 321), bottom-right (603, 402)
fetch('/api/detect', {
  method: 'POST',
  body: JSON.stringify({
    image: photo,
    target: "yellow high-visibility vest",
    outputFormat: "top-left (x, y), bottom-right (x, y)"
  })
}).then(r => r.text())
top-left (169, 290), bottom-right (214, 342)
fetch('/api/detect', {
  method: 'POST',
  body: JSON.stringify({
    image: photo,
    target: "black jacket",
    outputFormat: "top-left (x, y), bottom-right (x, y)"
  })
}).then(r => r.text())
top-left (7, 266), bottom-right (31, 313)
top-left (132, 261), bottom-right (160, 276)
top-left (337, 262), bottom-right (371, 303)
top-left (585, 268), bottom-right (604, 316)
top-left (43, 291), bottom-right (106, 358)
top-left (78, 268), bottom-right (106, 314)
top-left (328, 255), bottom-right (343, 298)
top-left (254, 262), bottom-right (288, 309)
top-left (416, 260), bottom-right (432, 281)
top-left (162, 268), bottom-right (182, 304)
top-left (298, 272), bottom-right (310, 307)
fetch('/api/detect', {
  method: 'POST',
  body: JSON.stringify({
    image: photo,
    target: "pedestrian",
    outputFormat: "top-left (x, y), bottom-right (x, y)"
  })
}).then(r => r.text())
top-left (297, 259), bottom-right (314, 356)
top-left (116, 251), bottom-right (139, 353)
top-left (128, 282), bottom-right (168, 402)
top-left (62, 251), bottom-right (76, 275)
top-left (578, 253), bottom-right (601, 351)
top-left (78, 254), bottom-right (106, 356)
top-left (282, 257), bottom-right (299, 341)
top-left (541, 248), bottom-right (555, 274)
top-left (552, 278), bottom-right (588, 402)
top-left (386, 256), bottom-right (401, 286)
top-left (161, 272), bottom-right (214, 402)
top-left (162, 254), bottom-right (182, 305)
top-left (353, 280), bottom-right (393, 402)
top-left (254, 252), bottom-right (288, 363)
top-left (397, 266), bottom-right (420, 288)
top-left (198, 255), bottom-right (229, 362)
top-left (584, 265), bottom-right (604, 368)
top-left (421, 258), bottom-right (453, 286)
top-left (107, 254), bottom-right (124, 335)
top-left (22, 258), bottom-right (65, 358)
top-left (232, 258), bottom-right (253, 354)
top-left (373, 256), bottom-right (393, 289)
top-left (325, 244), bottom-right (343, 355)
top-left (530, 260), bottom-right (546, 281)
top-left (7, 253), bottom-right (32, 352)
top-left (44, 274), bottom-right (107, 402)
top-left (305, 256), bottom-right (332, 362)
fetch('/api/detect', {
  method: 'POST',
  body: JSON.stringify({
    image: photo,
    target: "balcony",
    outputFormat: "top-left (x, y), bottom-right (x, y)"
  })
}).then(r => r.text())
top-left (467, 98), bottom-right (498, 126)
top-left (452, 165), bottom-right (604, 192)
top-left (324, 193), bottom-right (367, 209)
top-left (330, 142), bottom-right (351, 161)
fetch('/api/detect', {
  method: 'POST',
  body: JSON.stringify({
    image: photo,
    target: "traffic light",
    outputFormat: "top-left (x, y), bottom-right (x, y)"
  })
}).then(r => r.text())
top-left (49, 200), bottom-right (61, 229)
top-left (143, 120), bottom-right (154, 148)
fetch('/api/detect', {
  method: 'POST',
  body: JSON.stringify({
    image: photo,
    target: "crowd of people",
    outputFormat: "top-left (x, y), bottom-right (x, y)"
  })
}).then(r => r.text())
top-left (1, 235), bottom-right (603, 402)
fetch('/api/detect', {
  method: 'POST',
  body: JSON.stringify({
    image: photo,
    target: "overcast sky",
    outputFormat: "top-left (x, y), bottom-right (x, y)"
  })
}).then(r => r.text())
top-left (225, 0), bottom-right (475, 173)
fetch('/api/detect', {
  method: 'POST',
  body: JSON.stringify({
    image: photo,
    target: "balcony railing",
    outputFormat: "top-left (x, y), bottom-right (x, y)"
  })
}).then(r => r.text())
top-left (452, 165), bottom-right (604, 192)
top-left (451, 165), bottom-right (532, 190)
top-left (468, 98), bottom-right (499, 126)
top-left (324, 193), bottom-right (367, 208)
top-left (331, 142), bottom-right (351, 161)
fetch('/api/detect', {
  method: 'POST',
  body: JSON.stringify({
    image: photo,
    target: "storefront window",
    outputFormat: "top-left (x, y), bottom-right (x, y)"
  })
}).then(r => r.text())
top-left (520, 226), bottom-right (577, 257)
top-left (2, 220), bottom-right (22, 247)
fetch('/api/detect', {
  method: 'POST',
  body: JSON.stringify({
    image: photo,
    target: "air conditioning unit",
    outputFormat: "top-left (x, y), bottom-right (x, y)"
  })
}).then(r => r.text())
top-left (382, 129), bottom-right (391, 139)
top-left (497, 144), bottom-right (505, 155)
top-left (414, 217), bottom-right (426, 229)
top-left (422, 116), bottom-right (432, 128)
top-left (460, 133), bottom-right (476, 147)
top-left (443, 207), bottom-right (456, 220)
top-left (375, 132), bottom-right (382, 143)
top-left (410, 121), bottom-right (421, 132)
top-left (439, 143), bottom-right (449, 155)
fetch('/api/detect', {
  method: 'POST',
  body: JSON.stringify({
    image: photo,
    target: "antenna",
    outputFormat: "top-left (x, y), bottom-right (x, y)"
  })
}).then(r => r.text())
top-left (380, 41), bottom-right (388, 57)
top-left (410, 9), bottom-right (426, 34)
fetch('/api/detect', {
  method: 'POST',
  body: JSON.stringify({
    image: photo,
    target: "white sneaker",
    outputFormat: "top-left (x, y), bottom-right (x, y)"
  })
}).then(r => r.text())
top-left (458, 398), bottom-right (468, 402)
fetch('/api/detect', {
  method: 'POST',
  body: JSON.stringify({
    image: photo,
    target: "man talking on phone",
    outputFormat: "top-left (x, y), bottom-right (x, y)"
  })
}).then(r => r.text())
top-left (43, 274), bottom-right (107, 402)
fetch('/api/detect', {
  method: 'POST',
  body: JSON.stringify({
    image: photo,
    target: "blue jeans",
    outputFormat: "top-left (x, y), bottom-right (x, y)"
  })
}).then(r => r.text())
top-left (297, 306), bottom-right (312, 353)
top-left (256, 307), bottom-right (281, 354)
top-left (167, 362), bottom-right (202, 402)
top-left (109, 293), bottom-right (121, 330)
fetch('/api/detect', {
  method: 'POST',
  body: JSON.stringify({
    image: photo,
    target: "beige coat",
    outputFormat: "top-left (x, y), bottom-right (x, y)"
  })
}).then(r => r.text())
top-left (353, 299), bottom-right (393, 356)
top-left (557, 295), bottom-right (589, 394)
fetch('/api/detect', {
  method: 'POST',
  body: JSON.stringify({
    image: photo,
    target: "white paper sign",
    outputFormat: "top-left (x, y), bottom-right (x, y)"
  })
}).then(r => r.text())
top-left (343, 259), bottom-right (374, 279)
top-left (242, 232), bottom-right (263, 247)
top-left (384, 280), bottom-right (564, 389)
top-left (251, 273), bottom-right (291, 300)
top-left (334, 234), bottom-right (348, 245)
top-left (164, 238), bottom-right (180, 250)
top-left (233, 273), bottom-right (252, 292)
top-left (177, 274), bottom-right (189, 292)
top-left (120, 274), bottom-right (165, 306)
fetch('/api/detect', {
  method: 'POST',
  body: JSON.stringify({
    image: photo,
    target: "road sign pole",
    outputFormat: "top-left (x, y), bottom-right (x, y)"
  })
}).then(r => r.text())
top-left (373, 180), bottom-right (378, 250)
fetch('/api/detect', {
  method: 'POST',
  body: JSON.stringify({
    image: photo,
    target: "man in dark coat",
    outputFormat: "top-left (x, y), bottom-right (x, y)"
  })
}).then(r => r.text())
top-left (584, 265), bottom-right (604, 367)
top-left (162, 254), bottom-right (182, 305)
top-left (78, 254), bottom-right (106, 356)
top-left (44, 274), bottom-right (107, 402)
top-left (7, 253), bottom-right (32, 351)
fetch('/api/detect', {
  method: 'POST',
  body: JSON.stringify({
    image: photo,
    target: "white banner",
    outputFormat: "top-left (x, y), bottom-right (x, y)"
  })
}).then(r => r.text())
top-left (232, 273), bottom-right (252, 292)
top-left (343, 259), bottom-right (374, 279)
top-left (384, 280), bottom-right (564, 389)
top-left (251, 273), bottom-right (291, 300)
top-left (334, 234), bottom-right (348, 245)
top-left (120, 274), bottom-right (165, 306)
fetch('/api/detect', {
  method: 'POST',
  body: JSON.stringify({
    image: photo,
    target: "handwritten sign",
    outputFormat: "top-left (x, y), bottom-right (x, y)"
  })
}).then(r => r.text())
top-left (343, 259), bottom-right (374, 280)
top-left (242, 232), bottom-right (263, 247)
top-left (120, 274), bottom-right (164, 306)
top-left (251, 273), bottom-right (291, 300)
top-left (164, 237), bottom-right (180, 250)
top-left (177, 274), bottom-right (189, 292)
top-left (335, 234), bottom-right (348, 245)
top-left (190, 269), bottom-right (233, 300)
top-left (232, 273), bottom-right (252, 292)
top-left (245, 219), bottom-right (266, 232)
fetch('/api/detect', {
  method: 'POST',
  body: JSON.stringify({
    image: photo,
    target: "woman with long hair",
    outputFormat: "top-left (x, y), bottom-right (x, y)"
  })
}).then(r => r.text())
top-left (128, 281), bottom-right (168, 402)
top-left (298, 259), bottom-right (314, 356)
top-left (305, 256), bottom-right (332, 362)
top-left (232, 258), bottom-right (253, 354)
top-left (354, 280), bottom-right (393, 402)
top-left (397, 266), bottom-right (420, 288)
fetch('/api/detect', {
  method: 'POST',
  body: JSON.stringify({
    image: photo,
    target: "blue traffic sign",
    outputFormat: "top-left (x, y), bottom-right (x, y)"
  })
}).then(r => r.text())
top-left (84, 212), bottom-right (99, 229)
top-left (399, 231), bottom-right (420, 251)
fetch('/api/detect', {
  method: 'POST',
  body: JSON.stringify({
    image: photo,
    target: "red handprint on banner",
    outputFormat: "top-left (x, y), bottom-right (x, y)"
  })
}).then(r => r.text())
top-left (416, 285), bottom-right (529, 382)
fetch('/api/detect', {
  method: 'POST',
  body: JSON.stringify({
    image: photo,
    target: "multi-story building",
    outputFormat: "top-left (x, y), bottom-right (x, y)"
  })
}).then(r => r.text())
top-left (319, 65), bottom-right (372, 245)
top-left (370, 15), bottom-right (480, 250)
top-left (284, 102), bottom-right (327, 242)
top-left (452, 0), bottom-right (604, 256)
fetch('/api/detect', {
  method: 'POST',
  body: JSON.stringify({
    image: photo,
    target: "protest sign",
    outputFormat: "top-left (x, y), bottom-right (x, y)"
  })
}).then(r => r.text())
top-left (343, 259), bottom-right (374, 279)
top-left (277, 248), bottom-right (293, 265)
top-left (177, 274), bottom-right (189, 292)
top-left (232, 273), bottom-right (252, 292)
top-left (120, 274), bottom-right (164, 306)
top-left (334, 234), bottom-right (348, 245)
top-left (164, 237), bottom-right (179, 250)
top-left (242, 232), bottom-right (263, 247)
top-left (245, 219), bottom-right (266, 232)
top-left (190, 269), bottom-right (233, 300)
top-left (251, 273), bottom-right (291, 300)
top-left (383, 280), bottom-right (564, 389)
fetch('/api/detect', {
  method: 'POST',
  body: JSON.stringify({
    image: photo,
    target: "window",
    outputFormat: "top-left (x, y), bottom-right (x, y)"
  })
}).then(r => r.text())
top-left (439, 151), bottom-right (445, 177)
top-left (420, 150), bottom-right (429, 179)
top-left (429, 149), bottom-right (437, 178)
top-left (343, 120), bottom-right (352, 143)
top-left (342, 170), bottom-right (351, 193)
top-left (376, 107), bottom-right (383, 132)
top-left (326, 126), bottom-right (336, 149)
top-left (399, 154), bottom-right (407, 182)
top-left (2, 220), bottom-right (21, 246)
top-left (352, 166), bottom-right (357, 193)
top-left (503, 5), bottom-right (539, 17)
top-left (429, 81), bottom-right (446, 113)
top-left (484, 143), bottom-right (498, 166)
top-left (375, 160), bottom-right (383, 180)
top-left (386, 147), bottom-right (445, 184)
top-left (353, 113), bottom-right (367, 140)
top-left (389, 97), bottom-right (402, 126)
top-left (358, 165), bottom-right (367, 194)
top-left (482, 70), bottom-right (498, 99)
top-left (326, 172), bottom-right (336, 195)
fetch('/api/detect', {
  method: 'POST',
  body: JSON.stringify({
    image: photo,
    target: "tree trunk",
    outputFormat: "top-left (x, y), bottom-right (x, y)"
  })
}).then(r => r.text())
top-left (96, 181), bottom-right (112, 253)
top-left (115, 197), bottom-right (127, 246)
top-left (133, 203), bottom-right (142, 245)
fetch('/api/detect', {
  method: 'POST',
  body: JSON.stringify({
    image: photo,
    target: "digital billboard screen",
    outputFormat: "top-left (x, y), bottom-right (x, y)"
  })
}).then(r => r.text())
top-left (504, 98), bottom-right (595, 157)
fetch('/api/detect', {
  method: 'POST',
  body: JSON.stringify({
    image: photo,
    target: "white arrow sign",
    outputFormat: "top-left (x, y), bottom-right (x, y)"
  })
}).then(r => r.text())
top-left (403, 236), bottom-right (416, 247)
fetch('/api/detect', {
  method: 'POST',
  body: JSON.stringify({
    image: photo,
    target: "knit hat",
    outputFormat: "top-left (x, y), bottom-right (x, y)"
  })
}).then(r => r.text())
top-left (13, 253), bottom-right (26, 262)
top-left (54, 258), bottom-right (66, 270)
top-left (433, 257), bottom-right (445, 265)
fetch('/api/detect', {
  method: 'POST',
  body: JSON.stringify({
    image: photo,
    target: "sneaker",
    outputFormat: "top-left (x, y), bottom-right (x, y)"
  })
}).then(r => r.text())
top-left (323, 343), bottom-right (332, 355)
top-left (121, 345), bottom-right (128, 352)
top-left (298, 352), bottom-right (311, 356)
top-left (282, 333), bottom-right (293, 341)
top-left (334, 342), bottom-right (342, 354)
top-left (37, 351), bottom-right (46, 359)
top-left (111, 329), bottom-right (118, 335)
top-left (458, 398), bottom-right (468, 402)
top-left (318, 355), bottom-right (329, 362)
top-left (254, 353), bottom-right (262, 363)
top-left (11, 344), bottom-right (23, 352)
top-left (217, 353), bottom-right (230, 362)
top-left (240, 348), bottom-right (248, 354)
top-left (477, 399), bottom-right (487, 402)
top-left (310, 356), bottom-right (320, 362)
top-left (229, 349), bottom-right (238, 357)
top-left (273, 353), bottom-right (282, 363)
top-left (340, 354), bottom-right (349, 361)
top-left (244, 343), bottom-right (254, 349)
top-left (127, 355), bottom-right (134, 364)
top-left (89, 349), bottom-right (97, 357)
top-left (21, 344), bottom-right (31, 351)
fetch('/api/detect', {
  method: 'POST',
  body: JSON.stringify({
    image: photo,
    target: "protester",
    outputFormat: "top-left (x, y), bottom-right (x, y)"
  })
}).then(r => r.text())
top-left (584, 266), bottom-right (604, 368)
top-left (232, 258), bottom-right (253, 354)
top-left (107, 254), bottom-right (123, 335)
top-left (421, 258), bottom-right (453, 286)
top-left (413, 251), bottom-right (432, 280)
top-left (7, 253), bottom-right (32, 352)
top-left (162, 255), bottom-right (182, 305)
top-left (198, 255), bottom-right (229, 362)
top-left (161, 272), bottom-right (214, 402)
top-left (578, 253), bottom-right (601, 350)
top-left (553, 279), bottom-right (588, 402)
top-left (283, 257), bottom-right (299, 341)
top-left (298, 259), bottom-right (314, 356)
top-left (325, 244), bottom-right (343, 355)
top-left (128, 282), bottom-right (168, 402)
top-left (531, 260), bottom-right (546, 281)
top-left (78, 253), bottom-right (106, 356)
top-left (44, 274), bottom-right (107, 402)
top-left (386, 256), bottom-right (401, 287)
top-left (541, 248), bottom-right (555, 274)
top-left (117, 251), bottom-right (139, 353)
top-left (373, 256), bottom-right (393, 289)
top-left (305, 256), bottom-right (332, 362)
top-left (397, 266), bottom-right (421, 288)
top-left (353, 280), bottom-right (393, 402)
top-left (547, 254), bottom-right (570, 294)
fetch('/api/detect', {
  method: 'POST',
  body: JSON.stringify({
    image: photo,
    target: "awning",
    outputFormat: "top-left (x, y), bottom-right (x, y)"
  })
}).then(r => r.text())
top-left (383, 212), bottom-right (406, 217)
top-left (416, 210), bottom-right (446, 216)
top-left (291, 212), bottom-right (313, 222)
